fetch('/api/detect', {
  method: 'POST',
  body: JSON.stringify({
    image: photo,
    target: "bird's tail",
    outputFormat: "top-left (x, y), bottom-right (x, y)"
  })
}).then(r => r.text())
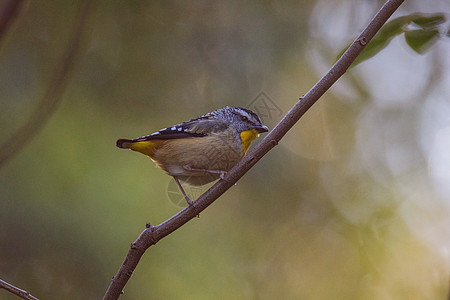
top-left (116, 139), bottom-right (133, 149)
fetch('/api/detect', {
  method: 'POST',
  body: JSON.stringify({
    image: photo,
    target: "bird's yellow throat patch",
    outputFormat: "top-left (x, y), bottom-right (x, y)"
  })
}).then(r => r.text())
top-left (240, 129), bottom-right (260, 154)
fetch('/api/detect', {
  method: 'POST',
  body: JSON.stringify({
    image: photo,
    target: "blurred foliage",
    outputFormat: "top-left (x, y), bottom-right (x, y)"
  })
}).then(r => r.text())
top-left (337, 13), bottom-right (448, 67)
top-left (1, 1), bottom-right (449, 300)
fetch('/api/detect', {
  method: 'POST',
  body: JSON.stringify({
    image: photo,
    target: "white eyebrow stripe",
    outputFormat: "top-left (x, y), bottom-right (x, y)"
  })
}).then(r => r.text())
top-left (235, 108), bottom-right (247, 116)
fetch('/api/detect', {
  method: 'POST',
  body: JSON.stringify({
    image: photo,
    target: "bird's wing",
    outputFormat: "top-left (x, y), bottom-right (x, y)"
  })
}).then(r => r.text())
top-left (130, 118), bottom-right (229, 141)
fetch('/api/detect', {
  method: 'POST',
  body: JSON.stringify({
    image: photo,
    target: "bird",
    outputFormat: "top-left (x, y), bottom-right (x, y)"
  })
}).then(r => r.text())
top-left (116, 106), bottom-right (269, 205)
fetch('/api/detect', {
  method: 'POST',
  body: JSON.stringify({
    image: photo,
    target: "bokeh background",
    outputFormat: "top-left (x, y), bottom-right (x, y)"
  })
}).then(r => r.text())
top-left (1, 1), bottom-right (449, 299)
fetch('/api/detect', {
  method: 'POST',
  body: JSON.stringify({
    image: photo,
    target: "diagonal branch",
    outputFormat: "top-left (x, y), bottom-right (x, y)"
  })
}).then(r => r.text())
top-left (0, 1), bottom-right (93, 169)
top-left (0, 278), bottom-right (39, 300)
top-left (103, 0), bottom-right (405, 299)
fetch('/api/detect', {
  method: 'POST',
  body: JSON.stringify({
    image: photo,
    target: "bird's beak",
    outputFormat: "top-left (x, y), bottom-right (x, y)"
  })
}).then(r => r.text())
top-left (255, 125), bottom-right (269, 133)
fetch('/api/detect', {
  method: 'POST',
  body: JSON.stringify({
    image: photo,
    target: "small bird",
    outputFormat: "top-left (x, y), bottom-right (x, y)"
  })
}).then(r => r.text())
top-left (116, 106), bottom-right (268, 205)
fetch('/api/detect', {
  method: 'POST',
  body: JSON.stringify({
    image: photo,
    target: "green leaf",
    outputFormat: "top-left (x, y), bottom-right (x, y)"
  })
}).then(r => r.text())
top-left (336, 13), bottom-right (447, 68)
top-left (336, 15), bottom-right (414, 67)
top-left (342, 16), bottom-right (411, 67)
top-left (404, 29), bottom-right (440, 54)
top-left (411, 14), bottom-right (446, 29)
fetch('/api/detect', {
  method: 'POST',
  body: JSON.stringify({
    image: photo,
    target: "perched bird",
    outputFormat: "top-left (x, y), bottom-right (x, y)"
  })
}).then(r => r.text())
top-left (116, 106), bottom-right (268, 205)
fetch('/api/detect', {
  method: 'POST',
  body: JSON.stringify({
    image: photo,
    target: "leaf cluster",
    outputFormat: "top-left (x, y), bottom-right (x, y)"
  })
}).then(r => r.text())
top-left (338, 13), bottom-right (448, 67)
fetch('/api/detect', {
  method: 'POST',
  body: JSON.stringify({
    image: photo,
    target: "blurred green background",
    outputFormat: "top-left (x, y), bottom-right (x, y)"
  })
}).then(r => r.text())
top-left (1, 1), bottom-right (449, 299)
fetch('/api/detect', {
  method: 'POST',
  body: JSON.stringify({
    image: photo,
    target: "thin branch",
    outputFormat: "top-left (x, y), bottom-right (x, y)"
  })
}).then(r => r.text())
top-left (0, 0), bottom-right (25, 47)
top-left (0, 1), bottom-right (93, 168)
top-left (103, 0), bottom-right (405, 299)
top-left (0, 278), bottom-right (39, 300)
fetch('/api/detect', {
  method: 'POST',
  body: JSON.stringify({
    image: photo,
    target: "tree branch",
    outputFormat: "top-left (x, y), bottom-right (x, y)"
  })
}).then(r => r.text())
top-left (102, 0), bottom-right (405, 299)
top-left (0, 278), bottom-right (39, 300)
top-left (0, 1), bottom-right (93, 169)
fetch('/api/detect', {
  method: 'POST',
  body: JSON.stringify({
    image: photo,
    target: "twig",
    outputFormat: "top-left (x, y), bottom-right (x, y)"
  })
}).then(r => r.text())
top-left (0, 278), bottom-right (39, 300)
top-left (102, 1), bottom-right (405, 299)
top-left (0, 1), bottom-right (93, 168)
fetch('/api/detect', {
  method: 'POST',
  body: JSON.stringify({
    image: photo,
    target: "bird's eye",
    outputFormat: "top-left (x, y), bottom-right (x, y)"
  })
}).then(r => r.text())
top-left (241, 115), bottom-right (248, 121)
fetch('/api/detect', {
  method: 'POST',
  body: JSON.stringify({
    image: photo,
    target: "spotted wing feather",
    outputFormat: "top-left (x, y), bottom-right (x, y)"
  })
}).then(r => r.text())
top-left (130, 118), bottom-right (229, 142)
